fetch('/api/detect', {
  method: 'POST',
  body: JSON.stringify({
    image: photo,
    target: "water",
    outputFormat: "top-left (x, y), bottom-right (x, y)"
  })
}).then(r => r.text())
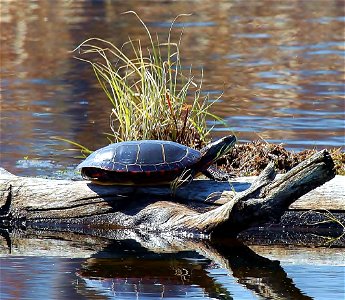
top-left (0, 233), bottom-right (344, 300)
top-left (1, 0), bottom-right (344, 177)
top-left (0, 0), bottom-right (344, 299)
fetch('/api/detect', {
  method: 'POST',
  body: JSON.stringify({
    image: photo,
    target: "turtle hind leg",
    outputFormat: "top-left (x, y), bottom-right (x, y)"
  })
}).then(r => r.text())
top-left (203, 166), bottom-right (234, 181)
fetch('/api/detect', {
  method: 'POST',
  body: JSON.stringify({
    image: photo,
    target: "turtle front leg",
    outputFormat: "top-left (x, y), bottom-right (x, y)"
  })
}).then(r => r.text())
top-left (203, 166), bottom-right (234, 181)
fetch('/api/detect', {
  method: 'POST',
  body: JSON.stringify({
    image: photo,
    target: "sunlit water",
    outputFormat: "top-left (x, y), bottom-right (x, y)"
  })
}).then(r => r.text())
top-left (0, 0), bottom-right (344, 299)
top-left (1, 0), bottom-right (344, 177)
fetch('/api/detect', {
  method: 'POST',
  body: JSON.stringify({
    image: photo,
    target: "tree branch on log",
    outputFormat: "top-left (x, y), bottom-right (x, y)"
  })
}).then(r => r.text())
top-left (0, 150), bottom-right (336, 236)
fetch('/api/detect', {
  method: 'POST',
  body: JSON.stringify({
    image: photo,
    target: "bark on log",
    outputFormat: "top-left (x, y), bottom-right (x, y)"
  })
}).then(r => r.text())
top-left (0, 150), bottom-right (336, 236)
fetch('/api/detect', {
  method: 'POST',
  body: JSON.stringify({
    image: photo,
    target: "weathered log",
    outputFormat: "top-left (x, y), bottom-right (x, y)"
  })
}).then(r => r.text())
top-left (0, 150), bottom-right (337, 236)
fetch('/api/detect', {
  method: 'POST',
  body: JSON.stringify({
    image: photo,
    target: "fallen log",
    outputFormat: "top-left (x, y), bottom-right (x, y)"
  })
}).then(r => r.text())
top-left (0, 150), bottom-right (337, 236)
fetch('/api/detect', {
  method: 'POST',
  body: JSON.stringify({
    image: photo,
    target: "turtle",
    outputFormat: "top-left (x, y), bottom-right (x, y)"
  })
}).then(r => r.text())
top-left (76, 135), bottom-right (236, 185)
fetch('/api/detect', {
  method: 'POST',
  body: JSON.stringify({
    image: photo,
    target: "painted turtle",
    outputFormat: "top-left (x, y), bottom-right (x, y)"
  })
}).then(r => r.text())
top-left (77, 135), bottom-right (236, 185)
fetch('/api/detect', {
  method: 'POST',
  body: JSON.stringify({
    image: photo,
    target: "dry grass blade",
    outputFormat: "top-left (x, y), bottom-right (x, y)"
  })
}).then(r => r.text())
top-left (51, 137), bottom-right (92, 157)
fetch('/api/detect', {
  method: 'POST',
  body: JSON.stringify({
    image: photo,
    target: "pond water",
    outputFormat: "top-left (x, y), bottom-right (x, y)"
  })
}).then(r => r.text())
top-left (1, 0), bottom-right (344, 177)
top-left (0, 0), bottom-right (344, 299)
top-left (0, 233), bottom-right (344, 300)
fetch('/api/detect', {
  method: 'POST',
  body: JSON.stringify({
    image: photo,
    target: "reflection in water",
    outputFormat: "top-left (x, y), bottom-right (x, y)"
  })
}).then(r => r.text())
top-left (1, 0), bottom-right (344, 177)
top-left (77, 237), bottom-right (312, 300)
top-left (0, 230), bottom-right (319, 299)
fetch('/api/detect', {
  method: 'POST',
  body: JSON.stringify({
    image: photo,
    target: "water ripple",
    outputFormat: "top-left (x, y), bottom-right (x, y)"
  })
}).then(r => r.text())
top-left (148, 21), bottom-right (216, 28)
top-left (234, 33), bottom-right (271, 39)
top-left (253, 82), bottom-right (300, 90)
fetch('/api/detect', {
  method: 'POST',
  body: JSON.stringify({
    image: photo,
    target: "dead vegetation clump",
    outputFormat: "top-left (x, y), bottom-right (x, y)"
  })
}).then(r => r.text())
top-left (216, 141), bottom-right (344, 177)
top-left (329, 148), bottom-right (345, 175)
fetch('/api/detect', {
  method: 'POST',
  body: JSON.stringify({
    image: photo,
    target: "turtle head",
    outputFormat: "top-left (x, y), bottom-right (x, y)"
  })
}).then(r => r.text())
top-left (199, 135), bottom-right (236, 168)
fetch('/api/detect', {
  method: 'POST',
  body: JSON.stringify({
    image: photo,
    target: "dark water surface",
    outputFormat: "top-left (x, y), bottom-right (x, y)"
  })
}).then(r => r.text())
top-left (0, 232), bottom-right (344, 300)
top-left (0, 1), bottom-right (344, 299)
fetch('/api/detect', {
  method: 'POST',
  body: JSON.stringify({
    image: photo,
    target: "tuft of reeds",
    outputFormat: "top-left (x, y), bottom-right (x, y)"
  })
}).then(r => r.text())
top-left (72, 11), bottom-right (223, 149)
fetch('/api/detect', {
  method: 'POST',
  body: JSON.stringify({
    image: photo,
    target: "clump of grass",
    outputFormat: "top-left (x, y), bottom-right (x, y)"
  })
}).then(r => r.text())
top-left (72, 11), bottom-right (223, 149)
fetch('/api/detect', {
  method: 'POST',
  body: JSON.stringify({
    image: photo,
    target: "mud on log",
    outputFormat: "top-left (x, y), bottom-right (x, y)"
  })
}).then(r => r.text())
top-left (0, 150), bottom-right (336, 236)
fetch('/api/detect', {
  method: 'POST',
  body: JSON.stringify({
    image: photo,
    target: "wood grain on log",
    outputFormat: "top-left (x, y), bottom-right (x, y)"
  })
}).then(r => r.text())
top-left (0, 150), bottom-right (337, 236)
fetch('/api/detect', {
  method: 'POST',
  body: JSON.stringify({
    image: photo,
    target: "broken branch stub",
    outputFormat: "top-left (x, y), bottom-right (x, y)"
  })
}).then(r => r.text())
top-left (210, 149), bottom-right (336, 235)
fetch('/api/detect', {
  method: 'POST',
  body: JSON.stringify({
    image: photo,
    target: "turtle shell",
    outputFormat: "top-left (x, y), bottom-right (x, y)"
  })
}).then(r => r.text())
top-left (77, 140), bottom-right (201, 185)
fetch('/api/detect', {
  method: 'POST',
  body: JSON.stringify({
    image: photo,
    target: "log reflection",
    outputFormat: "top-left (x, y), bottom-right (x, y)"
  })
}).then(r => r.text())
top-left (74, 231), bottom-right (312, 300)
top-left (0, 225), bottom-right (317, 300)
top-left (0, 229), bottom-right (313, 299)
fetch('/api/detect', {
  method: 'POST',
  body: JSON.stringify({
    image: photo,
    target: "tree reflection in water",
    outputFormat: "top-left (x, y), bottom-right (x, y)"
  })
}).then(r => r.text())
top-left (71, 230), bottom-right (312, 300)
